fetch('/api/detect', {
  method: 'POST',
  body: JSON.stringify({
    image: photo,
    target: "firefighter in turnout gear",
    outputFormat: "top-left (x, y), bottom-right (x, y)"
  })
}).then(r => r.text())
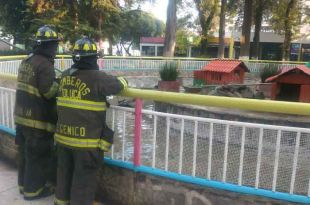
top-left (54, 37), bottom-right (128, 205)
top-left (14, 25), bottom-right (61, 200)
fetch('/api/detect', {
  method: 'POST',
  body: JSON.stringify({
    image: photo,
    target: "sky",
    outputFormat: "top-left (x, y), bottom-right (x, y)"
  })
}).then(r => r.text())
top-left (140, 0), bottom-right (168, 22)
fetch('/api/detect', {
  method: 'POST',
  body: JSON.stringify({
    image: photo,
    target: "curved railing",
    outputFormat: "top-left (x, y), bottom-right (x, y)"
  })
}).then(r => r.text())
top-left (1, 85), bottom-right (310, 203)
top-left (0, 56), bottom-right (305, 76)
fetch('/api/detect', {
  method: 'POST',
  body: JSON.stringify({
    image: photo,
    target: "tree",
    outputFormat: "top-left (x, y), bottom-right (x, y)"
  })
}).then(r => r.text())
top-left (218, 0), bottom-right (227, 58)
top-left (282, 0), bottom-right (297, 60)
top-left (252, 0), bottom-right (265, 59)
top-left (270, 0), bottom-right (304, 60)
top-left (239, 0), bottom-right (253, 59)
top-left (0, 0), bottom-right (29, 44)
top-left (163, 0), bottom-right (177, 57)
top-left (0, 0), bottom-right (170, 56)
top-left (194, 0), bottom-right (219, 56)
top-left (118, 9), bottom-right (164, 55)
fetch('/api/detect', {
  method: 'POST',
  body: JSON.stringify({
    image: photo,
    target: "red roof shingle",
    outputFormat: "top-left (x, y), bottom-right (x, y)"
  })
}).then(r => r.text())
top-left (202, 59), bottom-right (249, 73)
top-left (266, 65), bottom-right (310, 82)
top-left (140, 37), bottom-right (165, 44)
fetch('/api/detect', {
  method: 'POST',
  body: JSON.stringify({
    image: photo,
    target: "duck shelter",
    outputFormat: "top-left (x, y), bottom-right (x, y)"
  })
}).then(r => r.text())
top-left (266, 65), bottom-right (310, 102)
top-left (193, 59), bottom-right (249, 85)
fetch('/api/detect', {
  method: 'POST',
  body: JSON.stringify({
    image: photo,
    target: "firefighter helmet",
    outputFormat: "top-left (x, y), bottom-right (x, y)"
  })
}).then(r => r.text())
top-left (72, 37), bottom-right (98, 60)
top-left (33, 25), bottom-right (61, 43)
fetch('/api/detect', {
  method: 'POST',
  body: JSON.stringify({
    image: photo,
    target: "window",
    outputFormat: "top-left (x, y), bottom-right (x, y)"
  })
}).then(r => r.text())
top-left (141, 46), bottom-right (155, 56)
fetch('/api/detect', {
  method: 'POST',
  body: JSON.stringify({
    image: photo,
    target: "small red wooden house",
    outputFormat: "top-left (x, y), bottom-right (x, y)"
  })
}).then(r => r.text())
top-left (266, 65), bottom-right (310, 102)
top-left (194, 59), bottom-right (249, 85)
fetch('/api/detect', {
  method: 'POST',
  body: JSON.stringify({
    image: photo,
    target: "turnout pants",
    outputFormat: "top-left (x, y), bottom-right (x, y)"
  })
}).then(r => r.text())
top-left (55, 146), bottom-right (102, 205)
top-left (16, 125), bottom-right (56, 198)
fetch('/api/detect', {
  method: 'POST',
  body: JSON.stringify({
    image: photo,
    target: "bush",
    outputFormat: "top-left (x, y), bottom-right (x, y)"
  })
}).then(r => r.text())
top-left (159, 61), bottom-right (179, 81)
top-left (193, 79), bottom-right (206, 87)
top-left (260, 64), bottom-right (279, 83)
top-left (0, 49), bottom-right (28, 56)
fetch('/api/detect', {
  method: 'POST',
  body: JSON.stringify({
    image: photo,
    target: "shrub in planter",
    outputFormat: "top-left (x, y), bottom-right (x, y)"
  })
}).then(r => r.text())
top-left (159, 61), bottom-right (179, 81)
top-left (259, 64), bottom-right (279, 83)
top-left (258, 64), bottom-right (279, 98)
top-left (158, 61), bottom-right (181, 92)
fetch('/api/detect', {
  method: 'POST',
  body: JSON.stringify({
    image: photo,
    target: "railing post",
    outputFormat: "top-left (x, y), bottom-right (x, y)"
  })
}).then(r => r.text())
top-left (61, 56), bottom-right (64, 70)
top-left (134, 98), bottom-right (143, 167)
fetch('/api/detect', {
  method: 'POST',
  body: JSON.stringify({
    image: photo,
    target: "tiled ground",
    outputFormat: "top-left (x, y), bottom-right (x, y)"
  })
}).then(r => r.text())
top-left (0, 160), bottom-right (54, 205)
top-left (0, 160), bottom-right (105, 205)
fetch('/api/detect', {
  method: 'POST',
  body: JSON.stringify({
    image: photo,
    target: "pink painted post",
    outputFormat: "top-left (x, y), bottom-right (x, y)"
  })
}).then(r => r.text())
top-left (134, 98), bottom-right (143, 166)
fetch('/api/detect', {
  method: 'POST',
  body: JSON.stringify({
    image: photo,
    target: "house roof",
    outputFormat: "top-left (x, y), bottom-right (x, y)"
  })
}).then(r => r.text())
top-left (266, 65), bottom-right (310, 82)
top-left (140, 37), bottom-right (165, 44)
top-left (202, 59), bottom-right (249, 73)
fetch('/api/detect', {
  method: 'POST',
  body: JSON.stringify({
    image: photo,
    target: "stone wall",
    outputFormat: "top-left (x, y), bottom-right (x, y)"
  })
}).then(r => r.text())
top-left (0, 130), bottom-right (17, 166)
top-left (155, 102), bottom-right (310, 128)
top-left (97, 164), bottom-right (298, 205)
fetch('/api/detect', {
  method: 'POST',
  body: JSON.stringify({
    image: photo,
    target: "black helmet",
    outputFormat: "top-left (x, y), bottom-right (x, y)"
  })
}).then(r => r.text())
top-left (33, 25), bottom-right (61, 44)
top-left (72, 37), bottom-right (98, 60)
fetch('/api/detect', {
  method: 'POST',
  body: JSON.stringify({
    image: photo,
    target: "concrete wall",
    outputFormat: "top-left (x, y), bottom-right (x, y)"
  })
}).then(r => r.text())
top-left (0, 130), bottom-right (17, 165)
top-left (154, 102), bottom-right (310, 128)
top-left (97, 164), bottom-right (298, 205)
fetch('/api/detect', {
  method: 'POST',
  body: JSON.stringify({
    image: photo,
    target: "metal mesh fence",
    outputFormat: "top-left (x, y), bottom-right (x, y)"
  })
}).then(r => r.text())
top-left (107, 106), bottom-right (310, 196)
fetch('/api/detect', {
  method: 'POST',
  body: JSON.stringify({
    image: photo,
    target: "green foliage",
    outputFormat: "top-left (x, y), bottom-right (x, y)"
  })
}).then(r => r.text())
top-left (0, 0), bottom-right (159, 49)
top-left (193, 0), bottom-right (220, 56)
top-left (0, 49), bottom-right (27, 56)
top-left (193, 79), bottom-right (206, 87)
top-left (259, 64), bottom-right (279, 83)
top-left (269, 0), bottom-right (302, 36)
top-left (159, 61), bottom-right (179, 81)
top-left (0, 0), bottom-right (29, 43)
top-left (119, 9), bottom-right (165, 53)
top-left (175, 30), bottom-right (191, 55)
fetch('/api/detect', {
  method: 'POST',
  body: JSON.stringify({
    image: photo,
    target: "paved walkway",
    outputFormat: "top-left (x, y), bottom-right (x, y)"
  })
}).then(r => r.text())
top-left (0, 160), bottom-right (54, 205)
top-left (0, 160), bottom-right (106, 205)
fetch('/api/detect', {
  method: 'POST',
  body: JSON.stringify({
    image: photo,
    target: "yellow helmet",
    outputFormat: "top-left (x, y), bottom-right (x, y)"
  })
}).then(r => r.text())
top-left (72, 37), bottom-right (98, 59)
top-left (33, 25), bottom-right (61, 43)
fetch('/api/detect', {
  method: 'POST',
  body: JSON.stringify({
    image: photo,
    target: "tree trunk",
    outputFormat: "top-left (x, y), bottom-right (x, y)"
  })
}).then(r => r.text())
top-left (218, 0), bottom-right (227, 58)
top-left (98, 12), bottom-right (103, 34)
top-left (108, 38), bottom-right (113, 56)
top-left (240, 0), bottom-right (253, 59)
top-left (71, 0), bottom-right (79, 30)
top-left (282, 0), bottom-right (296, 61)
top-left (121, 41), bottom-right (133, 56)
top-left (163, 0), bottom-right (177, 57)
top-left (252, 0), bottom-right (265, 60)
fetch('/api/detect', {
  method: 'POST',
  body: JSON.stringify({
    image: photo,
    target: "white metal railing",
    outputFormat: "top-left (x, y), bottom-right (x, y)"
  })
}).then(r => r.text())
top-left (0, 59), bottom-right (302, 76)
top-left (0, 60), bottom-right (22, 76)
top-left (106, 105), bottom-right (310, 196)
top-left (0, 87), bottom-right (15, 129)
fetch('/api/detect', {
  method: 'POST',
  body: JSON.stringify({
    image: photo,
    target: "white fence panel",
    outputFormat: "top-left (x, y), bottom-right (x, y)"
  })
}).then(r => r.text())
top-left (0, 58), bottom-right (303, 75)
top-left (106, 106), bottom-right (310, 196)
top-left (0, 87), bottom-right (16, 129)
